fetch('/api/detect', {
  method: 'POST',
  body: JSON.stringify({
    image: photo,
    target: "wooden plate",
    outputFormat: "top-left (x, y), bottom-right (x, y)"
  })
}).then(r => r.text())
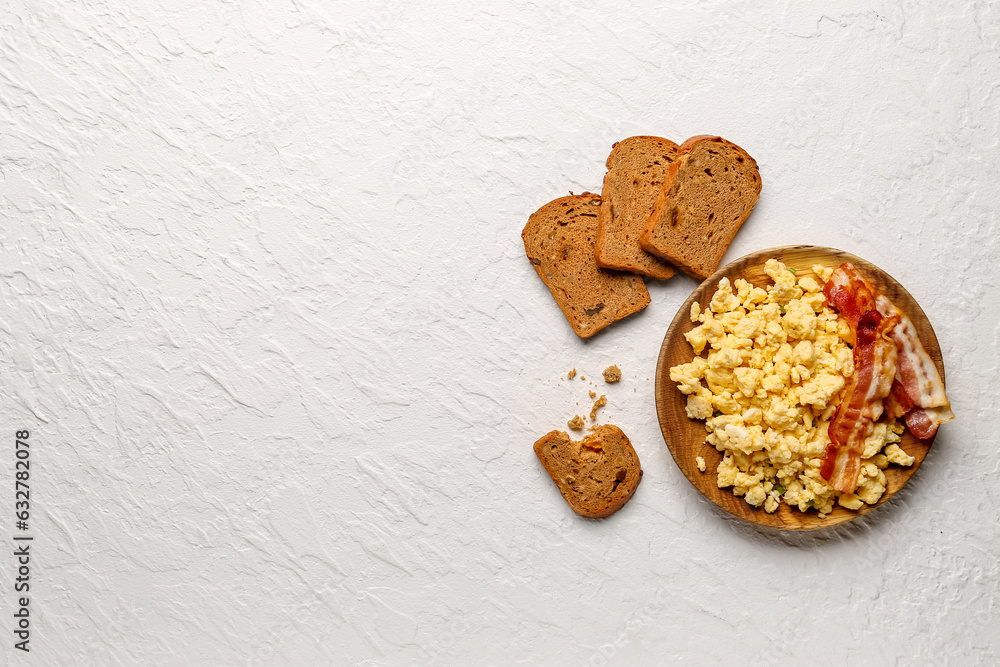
top-left (654, 245), bottom-right (946, 530)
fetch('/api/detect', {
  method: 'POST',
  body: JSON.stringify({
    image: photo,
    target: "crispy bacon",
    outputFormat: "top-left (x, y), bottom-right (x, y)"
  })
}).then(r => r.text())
top-left (820, 262), bottom-right (953, 492)
top-left (885, 381), bottom-right (913, 419)
top-left (821, 307), bottom-right (899, 493)
top-left (823, 266), bottom-right (877, 344)
top-left (904, 409), bottom-right (937, 440)
top-left (875, 295), bottom-right (954, 439)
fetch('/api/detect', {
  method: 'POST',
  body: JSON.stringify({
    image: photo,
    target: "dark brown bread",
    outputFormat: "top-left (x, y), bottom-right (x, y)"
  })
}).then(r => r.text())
top-left (533, 424), bottom-right (642, 518)
top-left (595, 136), bottom-right (679, 279)
top-left (522, 193), bottom-right (650, 339)
top-left (639, 136), bottom-right (762, 280)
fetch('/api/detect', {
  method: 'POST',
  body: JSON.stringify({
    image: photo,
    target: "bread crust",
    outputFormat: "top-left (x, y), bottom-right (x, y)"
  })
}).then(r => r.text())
top-left (523, 194), bottom-right (650, 339)
top-left (594, 136), bottom-right (679, 280)
top-left (533, 425), bottom-right (642, 518)
top-left (639, 136), bottom-right (762, 280)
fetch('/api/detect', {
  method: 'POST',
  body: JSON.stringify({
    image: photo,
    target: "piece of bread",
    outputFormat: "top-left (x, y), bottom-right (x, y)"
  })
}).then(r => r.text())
top-left (639, 135), bottom-right (762, 280)
top-left (533, 424), bottom-right (642, 518)
top-left (522, 193), bottom-right (650, 339)
top-left (595, 136), bottom-right (679, 279)
top-left (602, 365), bottom-right (621, 383)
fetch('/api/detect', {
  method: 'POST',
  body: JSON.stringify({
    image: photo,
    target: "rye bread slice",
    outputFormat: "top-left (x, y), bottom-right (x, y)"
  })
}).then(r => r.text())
top-left (595, 136), bottom-right (679, 280)
top-left (639, 135), bottom-right (762, 280)
top-left (533, 424), bottom-right (642, 519)
top-left (522, 193), bottom-right (650, 339)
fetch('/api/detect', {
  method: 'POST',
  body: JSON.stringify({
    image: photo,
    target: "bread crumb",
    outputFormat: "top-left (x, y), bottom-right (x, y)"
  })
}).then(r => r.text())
top-left (568, 368), bottom-right (577, 379)
top-left (590, 394), bottom-right (607, 420)
top-left (696, 456), bottom-right (706, 472)
top-left (580, 376), bottom-right (586, 380)
top-left (602, 365), bottom-right (621, 383)
top-left (567, 415), bottom-right (585, 430)
top-left (589, 390), bottom-right (596, 399)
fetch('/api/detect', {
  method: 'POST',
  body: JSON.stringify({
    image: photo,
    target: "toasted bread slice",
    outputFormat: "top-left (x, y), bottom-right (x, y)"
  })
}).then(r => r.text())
top-left (639, 136), bottom-right (761, 280)
top-left (533, 425), bottom-right (642, 518)
top-left (595, 136), bottom-right (679, 279)
top-left (522, 193), bottom-right (650, 339)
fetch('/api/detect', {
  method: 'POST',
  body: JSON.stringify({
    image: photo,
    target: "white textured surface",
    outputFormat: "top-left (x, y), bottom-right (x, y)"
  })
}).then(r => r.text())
top-left (1, 1), bottom-right (999, 664)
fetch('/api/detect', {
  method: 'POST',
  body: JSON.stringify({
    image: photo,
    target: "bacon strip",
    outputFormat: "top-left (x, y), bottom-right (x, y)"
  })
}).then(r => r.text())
top-left (821, 307), bottom-right (899, 493)
top-left (820, 263), bottom-right (953, 492)
top-left (875, 295), bottom-right (954, 439)
top-left (823, 266), bottom-right (877, 344)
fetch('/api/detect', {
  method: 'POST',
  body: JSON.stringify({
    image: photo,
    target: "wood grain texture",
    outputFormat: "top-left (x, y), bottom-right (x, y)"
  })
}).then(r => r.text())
top-left (654, 246), bottom-right (946, 530)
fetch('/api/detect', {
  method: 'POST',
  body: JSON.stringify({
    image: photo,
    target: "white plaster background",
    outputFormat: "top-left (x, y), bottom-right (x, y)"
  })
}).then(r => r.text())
top-left (1, 0), bottom-right (998, 664)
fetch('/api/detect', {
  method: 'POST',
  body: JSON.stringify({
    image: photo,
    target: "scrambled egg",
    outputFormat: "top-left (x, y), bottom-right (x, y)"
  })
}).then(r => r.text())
top-left (670, 259), bottom-right (911, 516)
